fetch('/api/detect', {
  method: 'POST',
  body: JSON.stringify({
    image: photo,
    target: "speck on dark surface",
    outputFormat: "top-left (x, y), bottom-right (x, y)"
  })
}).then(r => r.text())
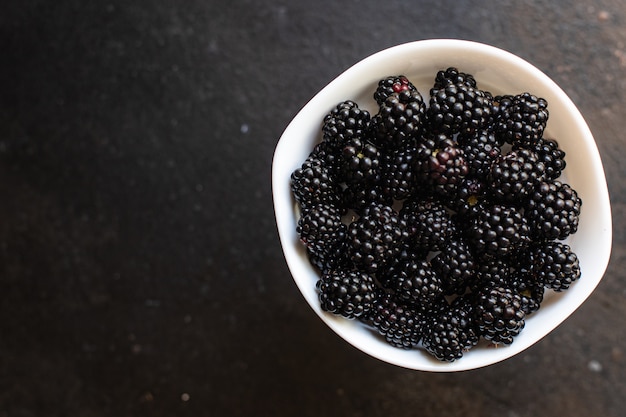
top-left (0, 1), bottom-right (625, 416)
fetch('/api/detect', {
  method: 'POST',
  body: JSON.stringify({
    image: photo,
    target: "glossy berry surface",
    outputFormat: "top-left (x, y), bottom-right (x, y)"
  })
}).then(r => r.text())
top-left (290, 70), bottom-right (583, 363)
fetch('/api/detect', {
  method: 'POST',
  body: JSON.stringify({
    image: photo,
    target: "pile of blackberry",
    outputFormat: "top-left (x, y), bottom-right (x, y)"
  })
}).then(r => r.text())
top-left (290, 68), bottom-right (582, 363)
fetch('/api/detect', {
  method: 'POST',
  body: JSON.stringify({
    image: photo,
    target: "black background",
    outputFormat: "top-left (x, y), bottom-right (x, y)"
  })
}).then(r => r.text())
top-left (1, 1), bottom-right (625, 416)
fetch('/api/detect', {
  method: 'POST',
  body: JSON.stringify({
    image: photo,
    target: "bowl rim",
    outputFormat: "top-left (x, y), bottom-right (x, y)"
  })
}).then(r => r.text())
top-left (272, 39), bottom-right (613, 372)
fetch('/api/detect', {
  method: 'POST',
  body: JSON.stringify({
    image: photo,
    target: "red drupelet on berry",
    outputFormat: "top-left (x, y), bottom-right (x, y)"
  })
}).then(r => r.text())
top-left (371, 89), bottom-right (426, 149)
top-left (290, 69), bottom-right (585, 362)
top-left (374, 75), bottom-right (418, 105)
top-left (413, 133), bottom-right (469, 200)
top-left (428, 144), bottom-right (469, 200)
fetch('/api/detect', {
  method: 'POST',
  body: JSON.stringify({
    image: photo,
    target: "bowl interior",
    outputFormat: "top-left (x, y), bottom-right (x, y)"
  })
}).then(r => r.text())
top-left (272, 39), bottom-right (612, 372)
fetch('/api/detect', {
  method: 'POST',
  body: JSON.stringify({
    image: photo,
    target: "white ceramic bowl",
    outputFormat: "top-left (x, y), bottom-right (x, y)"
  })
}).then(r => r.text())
top-left (272, 39), bottom-right (612, 372)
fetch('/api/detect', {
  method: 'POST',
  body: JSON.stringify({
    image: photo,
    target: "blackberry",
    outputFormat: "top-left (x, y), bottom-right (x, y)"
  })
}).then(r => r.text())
top-left (445, 177), bottom-right (489, 221)
top-left (339, 138), bottom-right (381, 185)
top-left (514, 137), bottom-right (566, 181)
top-left (527, 241), bottom-right (581, 291)
top-left (309, 141), bottom-right (342, 181)
top-left (487, 148), bottom-right (546, 204)
top-left (307, 248), bottom-right (349, 276)
top-left (413, 133), bottom-right (454, 195)
top-left (292, 70), bottom-right (585, 360)
top-left (469, 258), bottom-right (512, 292)
top-left (508, 269), bottom-right (545, 315)
top-left (496, 92), bottom-right (549, 145)
top-left (322, 100), bottom-right (371, 148)
top-left (433, 67), bottom-right (478, 90)
top-left (374, 75), bottom-right (418, 105)
top-left (291, 155), bottom-right (342, 210)
top-left (491, 95), bottom-right (515, 145)
top-left (380, 141), bottom-right (418, 200)
top-left (347, 203), bottom-right (407, 273)
top-left (385, 257), bottom-right (443, 308)
top-left (377, 243), bottom-right (428, 289)
top-left (317, 269), bottom-right (376, 319)
top-left (472, 254), bottom-right (544, 315)
top-left (428, 144), bottom-right (469, 199)
top-left (431, 238), bottom-right (476, 296)
top-left (371, 89), bottom-right (426, 149)
top-left (475, 286), bottom-right (525, 345)
top-left (457, 129), bottom-right (501, 181)
top-left (466, 204), bottom-right (530, 261)
top-left (492, 94), bottom-right (514, 111)
top-left (342, 181), bottom-right (392, 215)
top-left (296, 204), bottom-right (347, 273)
top-left (414, 134), bottom-right (468, 199)
top-left (365, 291), bottom-right (424, 348)
top-left (400, 196), bottom-right (456, 252)
top-left (422, 296), bottom-right (479, 361)
top-left (427, 82), bottom-right (493, 135)
top-left (525, 180), bottom-right (582, 241)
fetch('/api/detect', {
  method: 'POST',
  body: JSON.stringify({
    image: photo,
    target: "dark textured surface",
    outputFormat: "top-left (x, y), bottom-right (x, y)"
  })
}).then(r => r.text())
top-left (1, 1), bottom-right (625, 416)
